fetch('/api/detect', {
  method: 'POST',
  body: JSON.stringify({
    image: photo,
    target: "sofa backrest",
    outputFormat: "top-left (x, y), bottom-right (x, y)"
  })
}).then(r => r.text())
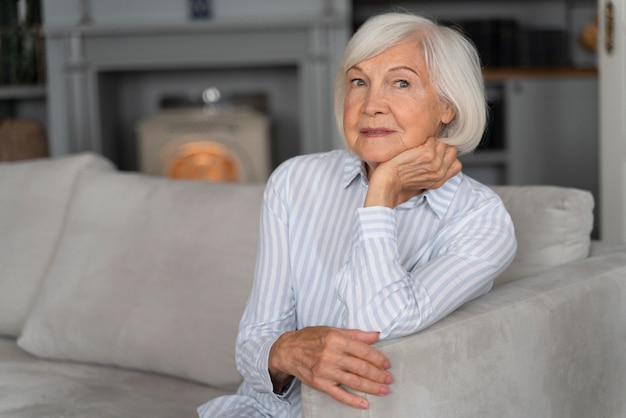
top-left (0, 153), bottom-right (114, 337)
top-left (5, 155), bottom-right (596, 388)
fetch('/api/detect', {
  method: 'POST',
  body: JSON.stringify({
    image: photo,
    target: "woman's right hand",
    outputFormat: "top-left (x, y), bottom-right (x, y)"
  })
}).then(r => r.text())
top-left (268, 326), bottom-right (393, 409)
top-left (365, 137), bottom-right (461, 208)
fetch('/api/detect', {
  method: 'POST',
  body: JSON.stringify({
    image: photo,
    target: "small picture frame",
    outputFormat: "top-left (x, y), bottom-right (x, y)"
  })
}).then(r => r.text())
top-left (189, 0), bottom-right (212, 20)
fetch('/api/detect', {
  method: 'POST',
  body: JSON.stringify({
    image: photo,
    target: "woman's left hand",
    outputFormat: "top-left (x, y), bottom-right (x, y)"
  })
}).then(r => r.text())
top-left (364, 137), bottom-right (461, 208)
top-left (268, 326), bottom-right (392, 410)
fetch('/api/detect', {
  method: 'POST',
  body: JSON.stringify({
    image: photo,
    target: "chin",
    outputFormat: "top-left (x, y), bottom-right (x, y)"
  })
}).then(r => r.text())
top-left (357, 149), bottom-right (401, 165)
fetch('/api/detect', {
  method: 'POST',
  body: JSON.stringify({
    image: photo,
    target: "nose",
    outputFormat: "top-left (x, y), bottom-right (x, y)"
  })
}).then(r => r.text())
top-left (363, 84), bottom-right (388, 116)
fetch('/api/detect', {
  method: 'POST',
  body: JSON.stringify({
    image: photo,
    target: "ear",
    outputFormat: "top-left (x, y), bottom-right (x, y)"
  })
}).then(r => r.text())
top-left (440, 101), bottom-right (456, 124)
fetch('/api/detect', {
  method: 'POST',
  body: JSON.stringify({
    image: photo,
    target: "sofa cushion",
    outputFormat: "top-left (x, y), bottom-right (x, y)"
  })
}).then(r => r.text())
top-left (492, 185), bottom-right (594, 285)
top-left (0, 337), bottom-right (230, 418)
top-left (18, 170), bottom-right (264, 389)
top-left (0, 153), bottom-right (114, 337)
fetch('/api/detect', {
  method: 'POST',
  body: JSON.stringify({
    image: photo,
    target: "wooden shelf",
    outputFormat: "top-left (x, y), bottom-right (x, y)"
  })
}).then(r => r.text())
top-left (353, 0), bottom-right (595, 4)
top-left (0, 85), bottom-right (46, 100)
top-left (483, 67), bottom-right (598, 81)
top-left (460, 150), bottom-right (508, 167)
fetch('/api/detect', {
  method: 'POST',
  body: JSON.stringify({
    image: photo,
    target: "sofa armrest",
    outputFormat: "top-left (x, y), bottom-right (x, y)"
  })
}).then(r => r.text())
top-left (302, 250), bottom-right (626, 418)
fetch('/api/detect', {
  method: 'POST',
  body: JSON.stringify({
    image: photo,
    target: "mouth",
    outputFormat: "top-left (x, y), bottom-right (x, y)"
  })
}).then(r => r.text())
top-left (359, 127), bottom-right (395, 137)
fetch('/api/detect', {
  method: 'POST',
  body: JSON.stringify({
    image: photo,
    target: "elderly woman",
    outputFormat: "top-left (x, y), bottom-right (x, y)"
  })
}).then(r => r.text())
top-left (198, 11), bottom-right (516, 418)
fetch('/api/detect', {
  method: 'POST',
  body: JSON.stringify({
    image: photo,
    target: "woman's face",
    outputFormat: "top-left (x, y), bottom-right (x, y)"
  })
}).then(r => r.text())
top-left (343, 38), bottom-right (455, 170)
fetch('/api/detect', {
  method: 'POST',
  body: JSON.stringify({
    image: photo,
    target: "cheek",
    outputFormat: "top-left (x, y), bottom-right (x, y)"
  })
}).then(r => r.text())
top-left (343, 97), bottom-right (358, 129)
top-left (344, 90), bottom-right (358, 110)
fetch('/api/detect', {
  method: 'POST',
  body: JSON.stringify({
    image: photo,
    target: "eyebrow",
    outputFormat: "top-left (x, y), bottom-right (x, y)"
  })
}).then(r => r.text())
top-left (349, 65), bottom-right (420, 77)
top-left (389, 66), bottom-right (420, 76)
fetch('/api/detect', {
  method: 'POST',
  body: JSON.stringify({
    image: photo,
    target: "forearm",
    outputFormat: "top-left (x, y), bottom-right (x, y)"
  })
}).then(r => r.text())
top-left (335, 207), bottom-right (423, 338)
top-left (335, 206), bottom-right (515, 340)
top-left (235, 192), bottom-right (297, 394)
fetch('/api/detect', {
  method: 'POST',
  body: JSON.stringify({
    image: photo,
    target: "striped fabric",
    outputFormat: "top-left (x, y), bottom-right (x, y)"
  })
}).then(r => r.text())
top-left (198, 149), bottom-right (516, 418)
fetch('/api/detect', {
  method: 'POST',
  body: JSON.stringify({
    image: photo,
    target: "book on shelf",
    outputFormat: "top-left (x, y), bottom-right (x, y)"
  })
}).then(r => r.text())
top-left (450, 19), bottom-right (570, 69)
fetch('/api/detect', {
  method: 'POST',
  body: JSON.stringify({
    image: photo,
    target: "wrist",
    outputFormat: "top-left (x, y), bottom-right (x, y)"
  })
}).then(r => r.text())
top-left (268, 333), bottom-right (294, 393)
top-left (365, 171), bottom-right (400, 208)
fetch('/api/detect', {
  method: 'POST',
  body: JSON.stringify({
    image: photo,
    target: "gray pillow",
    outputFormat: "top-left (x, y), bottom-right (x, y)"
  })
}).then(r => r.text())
top-left (18, 170), bottom-right (264, 389)
top-left (0, 153), bottom-right (113, 336)
top-left (492, 185), bottom-right (594, 285)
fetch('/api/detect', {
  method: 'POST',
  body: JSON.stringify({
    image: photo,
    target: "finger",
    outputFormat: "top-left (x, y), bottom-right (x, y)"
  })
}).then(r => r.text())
top-left (335, 370), bottom-right (391, 400)
top-left (335, 353), bottom-right (394, 389)
top-left (306, 368), bottom-right (373, 409)
top-left (305, 350), bottom-right (388, 406)
top-left (447, 158), bottom-right (462, 178)
top-left (419, 141), bottom-right (460, 188)
top-left (345, 329), bottom-right (380, 345)
top-left (326, 384), bottom-right (370, 410)
top-left (299, 328), bottom-right (393, 409)
top-left (339, 330), bottom-right (391, 370)
top-left (415, 138), bottom-right (438, 165)
top-left (439, 145), bottom-right (461, 180)
top-left (441, 143), bottom-right (458, 167)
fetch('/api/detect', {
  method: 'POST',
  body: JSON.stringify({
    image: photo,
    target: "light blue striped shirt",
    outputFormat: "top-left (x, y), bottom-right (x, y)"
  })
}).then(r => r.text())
top-left (198, 149), bottom-right (516, 418)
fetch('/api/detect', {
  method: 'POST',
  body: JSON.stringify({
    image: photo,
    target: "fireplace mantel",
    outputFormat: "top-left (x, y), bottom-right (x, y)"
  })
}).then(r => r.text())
top-left (44, 15), bottom-right (350, 166)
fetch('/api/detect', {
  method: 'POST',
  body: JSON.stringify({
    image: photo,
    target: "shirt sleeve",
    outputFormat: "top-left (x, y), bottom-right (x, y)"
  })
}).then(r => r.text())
top-left (234, 171), bottom-right (296, 397)
top-left (335, 197), bottom-right (517, 340)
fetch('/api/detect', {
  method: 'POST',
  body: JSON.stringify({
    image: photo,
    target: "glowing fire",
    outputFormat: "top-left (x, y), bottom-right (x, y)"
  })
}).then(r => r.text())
top-left (166, 141), bottom-right (241, 182)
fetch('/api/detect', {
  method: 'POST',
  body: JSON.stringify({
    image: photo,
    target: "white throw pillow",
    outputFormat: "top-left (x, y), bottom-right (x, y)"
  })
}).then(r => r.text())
top-left (18, 170), bottom-right (264, 389)
top-left (0, 153), bottom-right (113, 336)
top-left (492, 185), bottom-right (594, 285)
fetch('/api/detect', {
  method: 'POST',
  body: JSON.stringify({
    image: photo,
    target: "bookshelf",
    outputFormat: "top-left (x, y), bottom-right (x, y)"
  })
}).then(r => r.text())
top-left (0, 85), bottom-right (46, 100)
top-left (0, 0), bottom-right (47, 131)
top-left (482, 67), bottom-right (597, 81)
top-left (0, 85), bottom-right (47, 128)
top-left (352, 0), bottom-right (597, 68)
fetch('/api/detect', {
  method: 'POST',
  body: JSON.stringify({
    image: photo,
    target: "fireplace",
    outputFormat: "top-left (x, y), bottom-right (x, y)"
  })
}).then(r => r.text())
top-left (43, 14), bottom-right (350, 171)
top-left (137, 105), bottom-right (271, 183)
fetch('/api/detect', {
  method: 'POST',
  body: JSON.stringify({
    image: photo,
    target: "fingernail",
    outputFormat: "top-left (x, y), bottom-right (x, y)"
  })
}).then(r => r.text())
top-left (360, 400), bottom-right (369, 409)
top-left (386, 374), bottom-right (394, 384)
top-left (384, 360), bottom-right (391, 369)
top-left (380, 385), bottom-right (390, 395)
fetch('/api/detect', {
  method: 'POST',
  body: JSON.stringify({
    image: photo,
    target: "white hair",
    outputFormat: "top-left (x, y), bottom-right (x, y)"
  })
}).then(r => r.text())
top-left (334, 12), bottom-right (486, 155)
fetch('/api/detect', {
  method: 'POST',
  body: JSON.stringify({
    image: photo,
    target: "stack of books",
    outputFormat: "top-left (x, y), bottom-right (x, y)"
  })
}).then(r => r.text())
top-left (448, 19), bottom-right (569, 69)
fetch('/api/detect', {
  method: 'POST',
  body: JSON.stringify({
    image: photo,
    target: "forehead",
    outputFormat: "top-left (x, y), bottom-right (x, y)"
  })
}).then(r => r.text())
top-left (352, 38), bottom-right (426, 73)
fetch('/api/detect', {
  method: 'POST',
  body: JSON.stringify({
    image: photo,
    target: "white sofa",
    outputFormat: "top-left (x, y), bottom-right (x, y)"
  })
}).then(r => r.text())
top-left (0, 153), bottom-right (624, 418)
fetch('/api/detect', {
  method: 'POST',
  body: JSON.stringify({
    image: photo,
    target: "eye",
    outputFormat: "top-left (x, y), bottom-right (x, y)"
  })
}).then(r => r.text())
top-left (350, 78), bottom-right (366, 87)
top-left (394, 80), bottom-right (410, 88)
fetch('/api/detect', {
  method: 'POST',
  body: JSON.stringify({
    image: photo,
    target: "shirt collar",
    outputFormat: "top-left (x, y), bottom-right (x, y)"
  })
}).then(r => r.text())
top-left (341, 151), bottom-right (461, 219)
top-left (421, 174), bottom-right (461, 219)
top-left (341, 152), bottom-right (366, 188)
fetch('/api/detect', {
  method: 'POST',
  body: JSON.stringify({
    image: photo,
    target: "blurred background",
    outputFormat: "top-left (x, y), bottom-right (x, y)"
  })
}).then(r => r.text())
top-left (0, 0), bottom-right (602, 234)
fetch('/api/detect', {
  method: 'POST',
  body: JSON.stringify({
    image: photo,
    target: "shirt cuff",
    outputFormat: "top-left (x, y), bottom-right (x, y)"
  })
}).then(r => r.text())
top-left (275, 376), bottom-right (298, 399)
top-left (255, 334), bottom-right (300, 401)
top-left (354, 206), bottom-right (397, 241)
top-left (249, 335), bottom-right (282, 395)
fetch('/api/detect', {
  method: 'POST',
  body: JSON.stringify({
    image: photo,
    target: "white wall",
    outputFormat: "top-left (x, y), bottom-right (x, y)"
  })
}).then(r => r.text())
top-left (599, 0), bottom-right (626, 243)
